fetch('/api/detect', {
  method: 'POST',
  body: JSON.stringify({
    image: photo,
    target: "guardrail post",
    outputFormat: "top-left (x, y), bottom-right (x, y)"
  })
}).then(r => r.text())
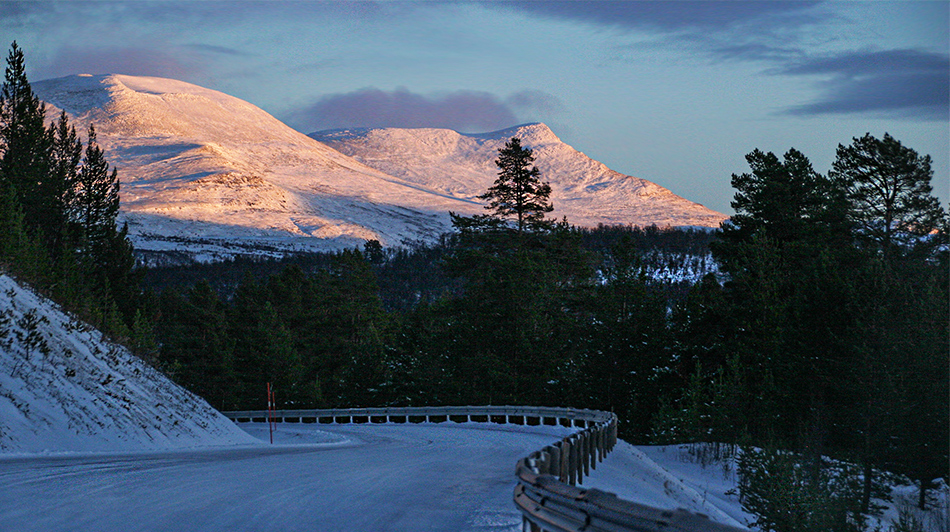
top-left (592, 426), bottom-right (600, 464)
top-left (583, 432), bottom-right (591, 477)
top-left (576, 436), bottom-right (585, 485)
top-left (559, 440), bottom-right (570, 483)
top-left (546, 445), bottom-right (560, 479)
top-left (597, 426), bottom-right (604, 461)
top-left (566, 438), bottom-right (576, 485)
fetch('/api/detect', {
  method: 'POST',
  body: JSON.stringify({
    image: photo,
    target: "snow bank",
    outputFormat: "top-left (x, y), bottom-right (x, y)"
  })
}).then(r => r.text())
top-left (0, 274), bottom-right (257, 453)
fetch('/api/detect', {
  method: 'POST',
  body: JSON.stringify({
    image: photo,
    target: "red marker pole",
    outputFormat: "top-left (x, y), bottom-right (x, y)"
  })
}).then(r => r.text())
top-left (267, 382), bottom-right (275, 444)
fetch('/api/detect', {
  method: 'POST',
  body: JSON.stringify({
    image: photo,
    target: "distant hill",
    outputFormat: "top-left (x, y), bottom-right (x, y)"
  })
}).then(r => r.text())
top-left (312, 123), bottom-right (726, 229)
top-left (0, 274), bottom-right (256, 453)
top-left (32, 74), bottom-right (725, 263)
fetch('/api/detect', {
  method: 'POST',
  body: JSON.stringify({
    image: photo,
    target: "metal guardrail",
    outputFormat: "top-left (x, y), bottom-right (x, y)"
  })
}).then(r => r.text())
top-left (223, 405), bottom-right (607, 427)
top-left (221, 406), bottom-right (747, 532)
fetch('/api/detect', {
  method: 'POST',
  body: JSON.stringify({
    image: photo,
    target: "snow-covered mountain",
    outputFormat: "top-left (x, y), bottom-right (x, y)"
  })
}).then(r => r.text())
top-left (312, 124), bottom-right (726, 229)
top-left (32, 74), bottom-right (725, 262)
top-left (0, 273), bottom-right (256, 453)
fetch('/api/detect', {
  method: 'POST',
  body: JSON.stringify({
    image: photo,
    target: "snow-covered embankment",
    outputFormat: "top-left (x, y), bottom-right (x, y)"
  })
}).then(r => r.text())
top-left (0, 273), bottom-right (256, 453)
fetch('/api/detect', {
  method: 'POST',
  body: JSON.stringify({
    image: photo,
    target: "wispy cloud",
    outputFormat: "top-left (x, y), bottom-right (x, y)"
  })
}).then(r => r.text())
top-left (183, 43), bottom-right (250, 57)
top-left (780, 50), bottom-right (949, 120)
top-left (40, 46), bottom-right (205, 80)
top-left (711, 43), bottom-right (804, 63)
top-left (499, 1), bottom-right (946, 122)
top-left (494, 1), bottom-right (821, 32)
top-left (293, 87), bottom-right (561, 133)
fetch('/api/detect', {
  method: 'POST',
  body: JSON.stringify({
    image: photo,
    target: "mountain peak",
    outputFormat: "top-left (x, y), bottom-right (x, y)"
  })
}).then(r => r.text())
top-left (471, 122), bottom-right (561, 145)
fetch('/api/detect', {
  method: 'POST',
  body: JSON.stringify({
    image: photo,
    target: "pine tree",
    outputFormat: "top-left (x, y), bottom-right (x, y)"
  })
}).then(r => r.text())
top-left (714, 148), bottom-right (850, 273)
top-left (0, 41), bottom-right (50, 234)
top-left (47, 110), bottom-right (82, 251)
top-left (830, 132), bottom-right (947, 261)
top-left (479, 137), bottom-right (553, 234)
top-left (73, 124), bottom-right (120, 256)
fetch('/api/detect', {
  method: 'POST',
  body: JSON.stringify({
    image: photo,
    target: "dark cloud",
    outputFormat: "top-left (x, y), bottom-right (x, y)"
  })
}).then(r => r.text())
top-left (494, 1), bottom-right (821, 31)
top-left (0, 1), bottom-right (39, 20)
top-left (779, 50), bottom-right (949, 120)
top-left (780, 49), bottom-right (948, 77)
top-left (184, 44), bottom-right (249, 57)
top-left (296, 87), bottom-right (559, 133)
top-left (506, 90), bottom-right (564, 115)
top-left (40, 46), bottom-right (204, 80)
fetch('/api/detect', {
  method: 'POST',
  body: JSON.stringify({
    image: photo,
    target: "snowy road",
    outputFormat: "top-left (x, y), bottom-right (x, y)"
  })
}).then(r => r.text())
top-left (0, 422), bottom-right (577, 532)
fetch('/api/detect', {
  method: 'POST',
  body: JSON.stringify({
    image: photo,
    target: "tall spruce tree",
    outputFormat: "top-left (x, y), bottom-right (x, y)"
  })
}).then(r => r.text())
top-left (0, 41), bottom-right (50, 234)
top-left (74, 124), bottom-right (120, 255)
top-left (47, 110), bottom-right (82, 251)
top-left (479, 137), bottom-right (553, 234)
top-left (703, 148), bottom-right (858, 450)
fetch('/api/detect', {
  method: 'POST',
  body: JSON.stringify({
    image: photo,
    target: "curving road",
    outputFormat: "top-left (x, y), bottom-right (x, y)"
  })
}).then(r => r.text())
top-left (0, 422), bottom-right (576, 532)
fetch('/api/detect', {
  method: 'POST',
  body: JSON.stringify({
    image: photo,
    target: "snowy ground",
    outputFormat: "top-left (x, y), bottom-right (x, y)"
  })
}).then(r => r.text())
top-left (3, 422), bottom-right (946, 531)
top-left (1, 421), bottom-right (757, 532)
top-left (0, 274), bottom-right (255, 454)
top-left (1, 422), bottom-right (574, 531)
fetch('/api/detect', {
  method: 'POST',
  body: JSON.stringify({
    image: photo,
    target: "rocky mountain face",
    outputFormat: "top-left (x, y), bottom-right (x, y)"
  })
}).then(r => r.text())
top-left (32, 74), bottom-right (725, 263)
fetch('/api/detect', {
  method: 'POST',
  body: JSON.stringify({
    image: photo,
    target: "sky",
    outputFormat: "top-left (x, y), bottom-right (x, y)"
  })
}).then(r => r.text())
top-left (2, 1), bottom-right (947, 215)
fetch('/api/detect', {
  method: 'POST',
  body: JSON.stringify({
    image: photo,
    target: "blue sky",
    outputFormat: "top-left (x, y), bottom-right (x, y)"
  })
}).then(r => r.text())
top-left (3, 1), bottom-right (947, 214)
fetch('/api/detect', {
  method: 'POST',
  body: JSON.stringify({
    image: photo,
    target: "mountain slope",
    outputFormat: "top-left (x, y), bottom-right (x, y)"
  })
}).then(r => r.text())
top-left (312, 124), bottom-right (727, 229)
top-left (32, 74), bottom-right (724, 262)
top-left (33, 74), bottom-right (465, 261)
top-left (0, 273), bottom-right (256, 453)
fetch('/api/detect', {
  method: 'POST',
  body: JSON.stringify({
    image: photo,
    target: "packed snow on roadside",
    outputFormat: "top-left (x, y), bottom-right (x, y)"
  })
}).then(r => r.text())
top-left (0, 273), bottom-right (256, 454)
top-left (593, 443), bottom-right (949, 532)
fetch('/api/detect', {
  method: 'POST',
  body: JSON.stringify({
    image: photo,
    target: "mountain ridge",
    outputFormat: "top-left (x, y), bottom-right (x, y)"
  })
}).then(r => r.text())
top-left (32, 74), bottom-right (725, 262)
top-left (311, 123), bottom-right (726, 229)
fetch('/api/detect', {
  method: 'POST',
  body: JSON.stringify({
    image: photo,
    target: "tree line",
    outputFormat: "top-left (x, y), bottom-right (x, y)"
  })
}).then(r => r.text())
top-left (660, 143), bottom-right (948, 528)
top-left (0, 42), bottom-right (138, 340)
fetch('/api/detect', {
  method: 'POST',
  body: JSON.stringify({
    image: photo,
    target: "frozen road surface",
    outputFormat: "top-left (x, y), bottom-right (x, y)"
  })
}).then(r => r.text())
top-left (0, 422), bottom-right (579, 532)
